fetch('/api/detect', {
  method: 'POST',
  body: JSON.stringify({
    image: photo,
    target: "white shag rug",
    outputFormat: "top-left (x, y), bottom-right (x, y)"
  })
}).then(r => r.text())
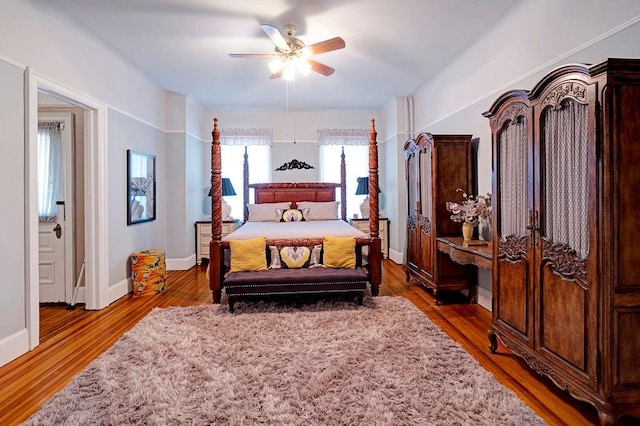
top-left (24, 296), bottom-right (545, 425)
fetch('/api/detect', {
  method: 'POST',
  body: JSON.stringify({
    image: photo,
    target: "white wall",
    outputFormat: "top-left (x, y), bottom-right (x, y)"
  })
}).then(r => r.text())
top-left (0, 60), bottom-right (26, 348)
top-left (108, 112), bottom-right (168, 285)
top-left (164, 92), bottom-right (208, 269)
top-left (200, 109), bottom-right (382, 141)
top-left (0, 0), bottom-right (167, 127)
top-left (382, 97), bottom-right (413, 263)
top-left (272, 142), bottom-right (320, 183)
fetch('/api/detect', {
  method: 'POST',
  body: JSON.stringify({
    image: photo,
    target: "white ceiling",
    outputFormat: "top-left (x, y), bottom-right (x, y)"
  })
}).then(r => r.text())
top-left (37, 0), bottom-right (519, 111)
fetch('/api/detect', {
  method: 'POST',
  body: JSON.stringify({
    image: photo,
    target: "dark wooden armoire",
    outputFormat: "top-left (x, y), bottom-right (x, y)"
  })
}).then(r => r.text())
top-left (403, 133), bottom-right (473, 304)
top-left (483, 59), bottom-right (640, 425)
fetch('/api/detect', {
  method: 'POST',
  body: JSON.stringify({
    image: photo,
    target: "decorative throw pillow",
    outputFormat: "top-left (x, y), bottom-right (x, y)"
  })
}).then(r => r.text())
top-left (322, 235), bottom-right (356, 268)
top-left (269, 244), bottom-right (322, 269)
top-left (229, 237), bottom-right (267, 273)
top-left (296, 201), bottom-right (340, 220)
top-left (247, 202), bottom-right (292, 222)
top-left (277, 208), bottom-right (310, 222)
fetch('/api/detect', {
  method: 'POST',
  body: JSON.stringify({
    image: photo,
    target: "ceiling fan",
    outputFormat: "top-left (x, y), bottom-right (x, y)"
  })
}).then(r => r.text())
top-left (229, 24), bottom-right (345, 80)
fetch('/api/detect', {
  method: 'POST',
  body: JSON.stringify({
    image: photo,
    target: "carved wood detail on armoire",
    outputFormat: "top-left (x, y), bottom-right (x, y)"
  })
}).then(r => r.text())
top-left (484, 58), bottom-right (640, 425)
top-left (403, 133), bottom-right (474, 304)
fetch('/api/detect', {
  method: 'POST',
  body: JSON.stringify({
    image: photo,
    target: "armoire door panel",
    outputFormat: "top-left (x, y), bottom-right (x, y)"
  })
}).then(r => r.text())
top-left (615, 83), bottom-right (640, 289)
top-left (419, 224), bottom-right (434, 277)
top-left (540, 266), bottom-right (588, 371)
top-left (406, 223), bottom-right (420, 270)
top-left (419, 148), bottom-right (432, 225)
top-left (435, 143), bottom-right (471, 235)
top-left (496, 259), bottom-right (529, 336)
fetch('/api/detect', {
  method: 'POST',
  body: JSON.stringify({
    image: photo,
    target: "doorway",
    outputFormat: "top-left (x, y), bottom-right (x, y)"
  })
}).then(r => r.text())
top-left (26, 68), bottom-right (109, 351)
top-left (37, 110), bottom-right (77, 306)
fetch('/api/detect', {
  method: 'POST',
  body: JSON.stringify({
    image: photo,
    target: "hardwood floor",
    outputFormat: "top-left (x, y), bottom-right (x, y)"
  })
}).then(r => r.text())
top-left (0, 260), bottom-right (603, 425)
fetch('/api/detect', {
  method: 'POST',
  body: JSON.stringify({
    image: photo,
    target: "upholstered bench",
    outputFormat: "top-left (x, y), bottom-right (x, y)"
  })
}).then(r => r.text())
top-left (223, 267), bottom-right (368, 313)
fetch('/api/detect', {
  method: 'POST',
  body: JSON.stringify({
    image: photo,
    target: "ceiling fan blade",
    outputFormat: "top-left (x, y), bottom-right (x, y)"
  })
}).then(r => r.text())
top-left (261, 24), bottom-right (290, 52)
top-left (269, 69), bottom-right (283, 79)
top-left (307, 59), bottom-right (335, 76)
top-left (304, 37), bottom-right (345, 55)
top-left (228, 53), bottom-right (280, 59)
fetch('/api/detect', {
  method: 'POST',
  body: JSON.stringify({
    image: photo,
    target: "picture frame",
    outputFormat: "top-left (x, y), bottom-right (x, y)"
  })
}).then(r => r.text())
top-left (127, 149), bottom-right (156, 225)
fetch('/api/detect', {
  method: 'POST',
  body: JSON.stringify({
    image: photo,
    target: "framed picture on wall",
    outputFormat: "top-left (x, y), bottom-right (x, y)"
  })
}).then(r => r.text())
top-left (127, 149), bottom-right (156, 225)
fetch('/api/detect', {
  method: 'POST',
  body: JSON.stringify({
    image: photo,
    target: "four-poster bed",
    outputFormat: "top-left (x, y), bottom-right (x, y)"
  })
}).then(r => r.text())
top-left (208, 117), bottom-right (382, 305)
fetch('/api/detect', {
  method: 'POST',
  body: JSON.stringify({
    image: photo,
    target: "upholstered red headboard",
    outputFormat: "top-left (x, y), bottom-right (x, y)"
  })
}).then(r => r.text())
top-left (249, 183), bottom-right (341, 209)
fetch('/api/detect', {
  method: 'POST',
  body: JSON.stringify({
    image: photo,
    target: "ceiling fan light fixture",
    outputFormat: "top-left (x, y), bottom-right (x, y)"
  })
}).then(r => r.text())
top-left (296, 60), bottom-right (311, 76)
top-left (268, 59), bottom-right (284, 74)
top-left (282, 62), bottom-right (296, 81)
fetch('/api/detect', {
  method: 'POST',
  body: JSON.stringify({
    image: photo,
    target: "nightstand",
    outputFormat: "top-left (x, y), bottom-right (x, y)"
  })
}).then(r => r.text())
top-left (195, 220), bottom-right (240, 265)
top-left (349, 217), bottom-right (389, 258)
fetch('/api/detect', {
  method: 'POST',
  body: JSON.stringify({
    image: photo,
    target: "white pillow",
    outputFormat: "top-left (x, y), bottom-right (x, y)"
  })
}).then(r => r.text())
top-left (247, 202), bottom-right (292, 222)
top-left (296, 201), bottom-right (340, 220)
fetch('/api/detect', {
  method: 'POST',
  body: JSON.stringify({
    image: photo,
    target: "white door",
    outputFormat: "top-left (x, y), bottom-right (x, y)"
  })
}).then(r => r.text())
top-left (38, 113), bottom-right (74, 304)
top-left (38, 209), bottom-right (66, 303)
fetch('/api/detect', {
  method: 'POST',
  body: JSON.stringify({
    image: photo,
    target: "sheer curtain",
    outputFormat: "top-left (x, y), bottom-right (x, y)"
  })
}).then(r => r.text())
top-left (220, 128), bottom-right (272, 220)
top-left (38, 122), bottom-right (63, 222)
top-left (317, 128), bottom-right (369, 219)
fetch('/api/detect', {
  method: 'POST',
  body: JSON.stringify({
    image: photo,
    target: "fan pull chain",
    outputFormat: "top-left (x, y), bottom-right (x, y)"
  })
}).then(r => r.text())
top-left (285, 80), bottom-right (289, 141)
top-left (293, 77), bottom-right (297, 144)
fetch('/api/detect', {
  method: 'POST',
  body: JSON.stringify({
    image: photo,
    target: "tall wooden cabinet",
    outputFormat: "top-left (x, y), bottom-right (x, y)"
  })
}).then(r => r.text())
top-left (403, 133), bottom-right (473, 304)
top-left (484, 59), bottom-right (640, 424)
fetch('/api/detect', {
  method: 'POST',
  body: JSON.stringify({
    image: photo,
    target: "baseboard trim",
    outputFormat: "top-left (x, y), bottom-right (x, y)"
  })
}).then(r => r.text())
top-left (477, 286), bottom-right (492, 312)
top-left (0, 329), bottom-right (30, 368)
top-left (108, 278), bottom-right (130, 306)
top-left (166, 254), bottom-right (196, 271)
top-left (388, 248), bottom-right (403, 265)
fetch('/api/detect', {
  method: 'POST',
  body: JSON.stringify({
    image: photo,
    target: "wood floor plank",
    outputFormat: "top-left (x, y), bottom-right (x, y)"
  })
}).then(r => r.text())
top-left (0, 261), bottom-right (604, 425)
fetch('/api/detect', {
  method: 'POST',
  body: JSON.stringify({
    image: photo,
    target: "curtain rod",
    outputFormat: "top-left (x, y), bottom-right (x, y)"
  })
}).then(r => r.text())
top-left (38, 121), bottom-right (65, 130)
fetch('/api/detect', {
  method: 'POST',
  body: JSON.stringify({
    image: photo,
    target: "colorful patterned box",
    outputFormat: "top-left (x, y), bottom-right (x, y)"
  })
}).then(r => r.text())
top-left (130, 249), bottom-right (167, 296)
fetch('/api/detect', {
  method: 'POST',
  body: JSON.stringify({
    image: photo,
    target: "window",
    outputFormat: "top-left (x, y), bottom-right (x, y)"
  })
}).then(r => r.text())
top-left (37, 122), bottom-right (63, 222)
top-left (221, 145), bottom-right (271, 220)
top-left (219, 128), bottom-right (273, 220)
top-left (317, 128), bottom-right (369, 219)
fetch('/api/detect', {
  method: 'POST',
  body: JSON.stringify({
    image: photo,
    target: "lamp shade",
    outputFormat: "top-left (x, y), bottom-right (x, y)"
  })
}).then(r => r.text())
top-left (222, 178), bottom-right (237, 196)
top-left (208, 178), bottom-right (237, 196)
top-left (355, 177), bottom-right (380, 195)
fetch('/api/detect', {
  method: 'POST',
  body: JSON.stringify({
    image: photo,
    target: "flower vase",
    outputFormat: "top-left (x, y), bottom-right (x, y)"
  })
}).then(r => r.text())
top-left (462, 222), bottom-right (474, 241)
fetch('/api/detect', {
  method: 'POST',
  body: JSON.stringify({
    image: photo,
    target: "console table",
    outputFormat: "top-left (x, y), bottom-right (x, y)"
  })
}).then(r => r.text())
top-left (436, 237), bottom-right (492, 270)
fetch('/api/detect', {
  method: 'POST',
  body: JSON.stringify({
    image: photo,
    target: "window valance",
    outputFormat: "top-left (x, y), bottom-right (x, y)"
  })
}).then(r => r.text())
top-left (317, 128), bottom-right (368, 146)
top-left (221, 128), bottom-right (273, 146)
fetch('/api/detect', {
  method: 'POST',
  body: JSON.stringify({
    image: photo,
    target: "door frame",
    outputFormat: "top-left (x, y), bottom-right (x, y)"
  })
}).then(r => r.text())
top-left (25, 67), bottom-right (110, 349)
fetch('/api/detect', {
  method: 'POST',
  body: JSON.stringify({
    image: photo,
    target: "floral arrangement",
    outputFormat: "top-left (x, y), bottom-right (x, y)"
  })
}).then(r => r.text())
top-left (445, 188), bottom-right (491, 226)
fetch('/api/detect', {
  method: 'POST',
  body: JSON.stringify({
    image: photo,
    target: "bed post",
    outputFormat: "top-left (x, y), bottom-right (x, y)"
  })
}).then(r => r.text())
top-left (368, 118), bottom-right (382, 296)
top-left (340, 147), bottom-right (347, 221)
top-left (209, 118), bottom-right (223, 303)
top-left (243, 146), bottom-right (249, 222)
